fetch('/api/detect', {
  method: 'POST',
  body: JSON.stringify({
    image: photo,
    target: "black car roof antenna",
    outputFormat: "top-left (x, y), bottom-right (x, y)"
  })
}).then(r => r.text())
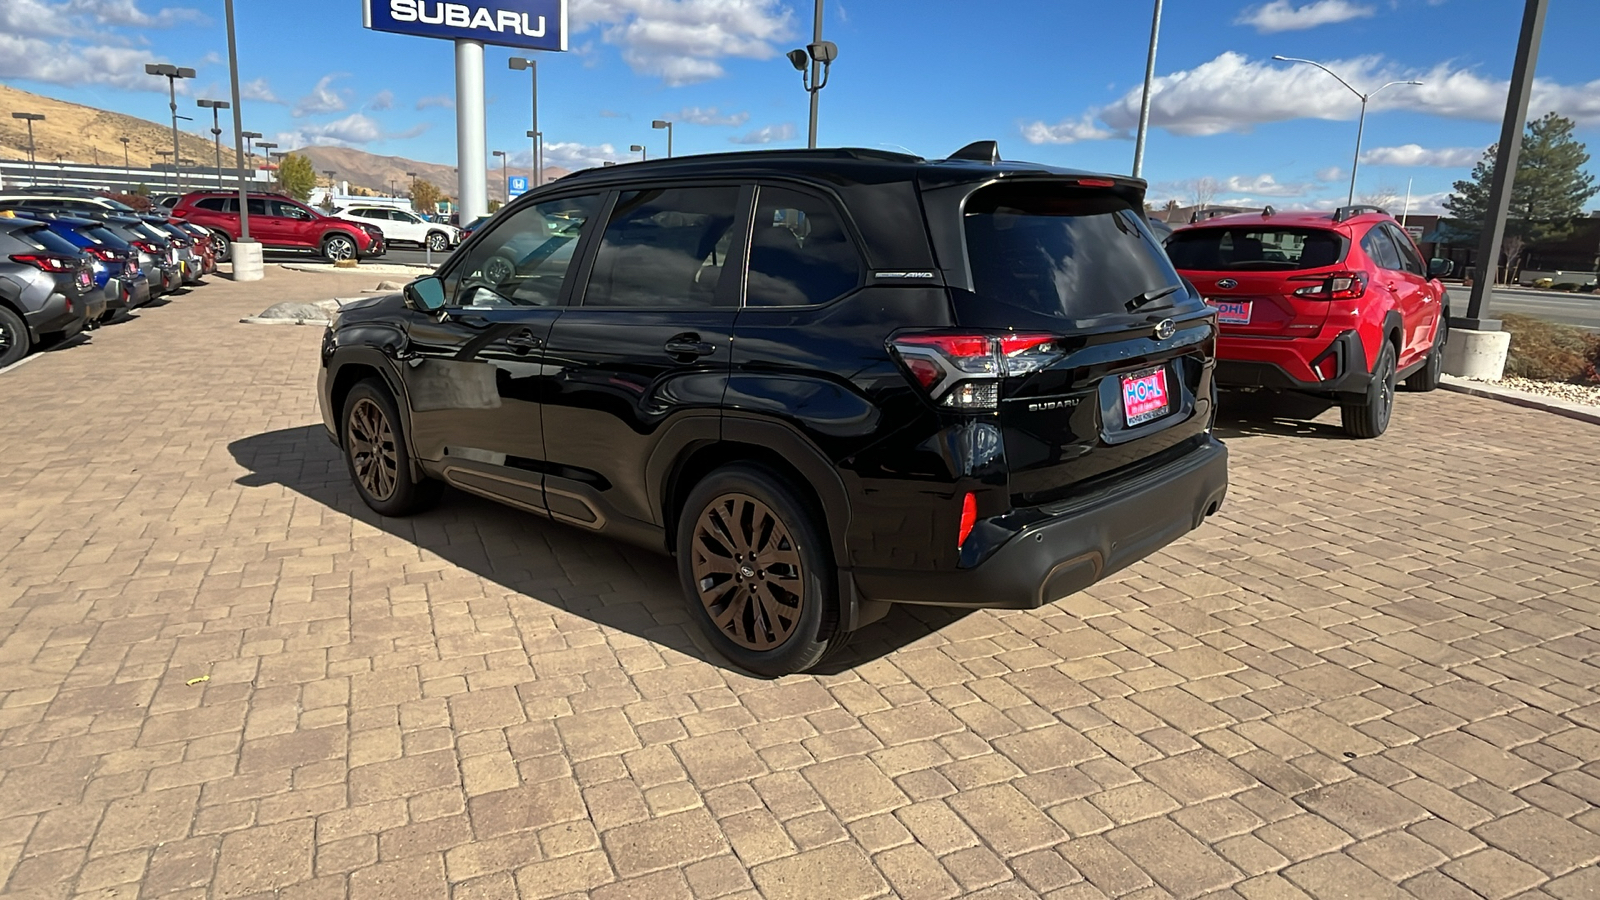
top-left (948, 141), bottom-right (1000, 164)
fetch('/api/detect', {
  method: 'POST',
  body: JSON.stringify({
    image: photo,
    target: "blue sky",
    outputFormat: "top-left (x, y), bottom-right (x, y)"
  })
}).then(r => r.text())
top-left (3, 0), bottom-right (1599, 213)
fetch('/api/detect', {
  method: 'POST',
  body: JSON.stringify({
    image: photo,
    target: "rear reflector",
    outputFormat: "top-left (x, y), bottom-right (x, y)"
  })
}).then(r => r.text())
top-left (958, 493), bottom-right (978, 547)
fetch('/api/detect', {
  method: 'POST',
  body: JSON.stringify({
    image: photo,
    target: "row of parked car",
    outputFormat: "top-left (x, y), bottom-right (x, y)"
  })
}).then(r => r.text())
top-left (0, 187), bottom-right (222, 368)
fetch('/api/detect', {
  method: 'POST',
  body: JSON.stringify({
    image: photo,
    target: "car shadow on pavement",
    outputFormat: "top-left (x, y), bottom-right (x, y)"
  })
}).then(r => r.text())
top-left (1212, 389), bottom-right (1351, 440)
top-left (228, 426), bottom-right (974, 677)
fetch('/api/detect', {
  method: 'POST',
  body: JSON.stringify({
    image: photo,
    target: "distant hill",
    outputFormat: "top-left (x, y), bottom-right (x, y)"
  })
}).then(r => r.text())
top-left (0, 82), bottom-right (563, 201)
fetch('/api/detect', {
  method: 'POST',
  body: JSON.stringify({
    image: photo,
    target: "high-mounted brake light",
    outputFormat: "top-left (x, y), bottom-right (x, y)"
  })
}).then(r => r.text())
top-left (9, 254), bottom-right (78, 273)
top-left (1291, 271), bottom-right (1366, 301)
top-left (889, 332), bottom-right (1060, 411)
top-left (1074, 178), bottom-right (1116, 188)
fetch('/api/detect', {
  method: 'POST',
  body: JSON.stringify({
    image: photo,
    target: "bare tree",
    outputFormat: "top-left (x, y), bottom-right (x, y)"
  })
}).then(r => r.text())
top-left (1357, 184), bottom-right (1401, 210)
top-left (1189, 177), bottom-right (1219, 212)
top-left (1499, 233), bottom-right (1527, 284)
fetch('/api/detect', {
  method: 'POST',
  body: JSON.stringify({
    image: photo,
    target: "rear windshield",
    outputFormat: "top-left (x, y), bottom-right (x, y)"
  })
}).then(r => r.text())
top-left (17, 224), bottom-right (84, 256)
top-left (963, 184), bottom-right (1184, 320)
top-left (1166, 226), bottom-right (1347, 271)
top-left (83, 224), bottom-right (131, 250)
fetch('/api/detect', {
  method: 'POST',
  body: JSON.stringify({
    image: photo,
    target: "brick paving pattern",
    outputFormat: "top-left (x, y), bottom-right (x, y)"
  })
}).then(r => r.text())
top-left (1, 270), bottom-right (1598, 899)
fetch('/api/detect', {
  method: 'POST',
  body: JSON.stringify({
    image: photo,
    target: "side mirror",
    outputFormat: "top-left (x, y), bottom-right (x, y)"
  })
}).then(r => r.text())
top-left (1428, 258), bottom-right (1453, 279)
top-left (403, 275), bottom-right (446, 312)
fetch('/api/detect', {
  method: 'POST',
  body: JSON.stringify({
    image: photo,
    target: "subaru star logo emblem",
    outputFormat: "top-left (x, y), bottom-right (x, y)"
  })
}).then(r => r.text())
top-left (1154, 319), bottom-right (1176, 340)
top-left (1215, 278), bottom-right (1238, 289)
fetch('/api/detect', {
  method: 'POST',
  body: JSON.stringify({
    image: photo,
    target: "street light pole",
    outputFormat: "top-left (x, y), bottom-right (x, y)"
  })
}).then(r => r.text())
top-left (119, 136), bottom-right (131, 184)
top-left (808, 0), bottom-right (822, 148)
top-left (630, 144), bottom-right (646, 161)
top-left (508, 56), bottom-right (540, 186)
top-left (1272, 56), bottom-right (1422, 206)
top-left (1131, 0), bottom-right (1163, 178)
top-left (526, 131), bottom-right (543, 186)
top-left (198, 99), bottom-right (230, 187)
top-left (145, 63), bottom-right (196, 195)
top-left (256, 142), bottom-right (277, 186)
top-left (492, 150), bottom-right (508, 202)
top-left (652, 120), bottom-right (673, 158)
top-left (10, 113), bottom-right (44, 185)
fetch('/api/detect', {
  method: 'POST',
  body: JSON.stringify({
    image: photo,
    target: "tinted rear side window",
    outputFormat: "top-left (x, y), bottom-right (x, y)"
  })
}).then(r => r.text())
top-left (1360, 227), bottom-right (1403, 271)
top-left (747, 186), bottom-right (863, 307)
top-left (1166, 227), bottom-right (1348, 271)
top-left (963, 184), bottom-right (1182, 320)
top-left (195, 198), bottom-right (227, 211)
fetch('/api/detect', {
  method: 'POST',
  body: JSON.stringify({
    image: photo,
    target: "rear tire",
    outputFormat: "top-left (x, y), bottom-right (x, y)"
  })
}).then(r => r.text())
top-left (676, 464), bottom-right (836, 676)
top-left (1404, 314), bottom-right (1447, 392)
top-left (1342, 341), bottom-right (1396, 438)
top-left (0, 306), bottom-right (30, 368)
top-left (211, 231), bottom-right (232, 263)
top-left (341, 379), bottom-right (442, 516)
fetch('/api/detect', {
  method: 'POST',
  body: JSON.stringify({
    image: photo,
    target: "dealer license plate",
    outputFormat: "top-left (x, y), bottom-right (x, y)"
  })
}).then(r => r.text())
top-left (1209, 299), bottom-right (1252, 324)
top-left (1121, 367), bottom-right (1171, 427)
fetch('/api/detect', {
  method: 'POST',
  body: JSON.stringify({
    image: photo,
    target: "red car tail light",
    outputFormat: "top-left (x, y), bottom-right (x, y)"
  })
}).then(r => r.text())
top-left (132, 240), bottom-right (161, 254)
top-left (958, 492), bottom-right (978, 548)
top-left (84, 246), bottom-right (120, 263)
top-left (1291, 271), bottom-right (1367, 300)
top-left (9, 253), bottom-right (78, 273)
top-left (889, 332), bottom-right (1060, 411)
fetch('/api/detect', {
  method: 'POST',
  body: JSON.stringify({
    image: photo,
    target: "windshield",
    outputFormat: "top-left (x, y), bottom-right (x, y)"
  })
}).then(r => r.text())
top-left (102, 198), bottom-right (136, 211)
top-left (1166, 226), bottom-right (1348, 271)
top-left (962, 183), bottom-right (1184, 320)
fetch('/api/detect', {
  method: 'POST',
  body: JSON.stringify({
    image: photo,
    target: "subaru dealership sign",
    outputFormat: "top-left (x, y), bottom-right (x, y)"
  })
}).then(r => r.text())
top-left (363, 0), bottom-right (567, 51)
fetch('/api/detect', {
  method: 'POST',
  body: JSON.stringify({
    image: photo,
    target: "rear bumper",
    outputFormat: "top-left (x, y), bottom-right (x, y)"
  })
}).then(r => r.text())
top-left (128, 276), bottom-right (152, 308)
top-left (852, 437), bottom-right (1229, 610)
top-left (1215, 329), bottom-right (1372, 396)
top-left (25, 292), bottom-right (86, 339)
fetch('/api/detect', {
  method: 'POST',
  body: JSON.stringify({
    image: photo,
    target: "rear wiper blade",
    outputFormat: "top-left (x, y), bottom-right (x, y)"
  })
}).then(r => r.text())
top-left (1126, 284), bottom-right (1181, 311)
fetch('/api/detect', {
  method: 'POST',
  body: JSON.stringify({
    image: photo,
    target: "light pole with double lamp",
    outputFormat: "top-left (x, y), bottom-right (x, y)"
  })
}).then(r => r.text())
top-left (10, 112), bottom-right (44, 185)
top-left (240, 131), bottom-right (261, 164)
top-left (197, 99), bottom-right (230, 187)
top-left (785, 0), bottom-right (837, 149)
top-left (630, 144), bottom-right (646, 161)
top-left (1272, 55), bottom-right (1422, 206)
top-left (526, 131), bottom-right (543, 186)
top-left (145, 63), bottom-right (196, 194)
top-left (652, 120), bottom-right (673, 158)
top-left (508, 56), bottom-right (541, 187)
top-left (255, 142), bottom-right (277, 185)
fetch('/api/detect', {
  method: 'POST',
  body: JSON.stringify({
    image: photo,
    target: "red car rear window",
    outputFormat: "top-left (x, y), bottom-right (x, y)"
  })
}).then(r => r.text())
top-left (1167, 227), bottom-right (1347, 272)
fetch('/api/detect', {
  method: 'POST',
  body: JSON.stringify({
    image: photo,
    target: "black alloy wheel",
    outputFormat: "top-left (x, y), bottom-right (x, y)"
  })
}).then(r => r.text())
top-left (210, 230), bottom-right (232, 262)
top-left (0, 306), bottom-right (29, 368)
top-left (1342, 341), bottom-right (1396, 438)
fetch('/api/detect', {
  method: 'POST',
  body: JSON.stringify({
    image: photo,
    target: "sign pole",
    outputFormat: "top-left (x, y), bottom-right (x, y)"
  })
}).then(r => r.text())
top-left (456, 39), bottom-right (489, 226)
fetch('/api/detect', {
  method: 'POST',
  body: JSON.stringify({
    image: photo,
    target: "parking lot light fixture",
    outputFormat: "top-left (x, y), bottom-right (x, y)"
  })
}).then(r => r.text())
top-left (119, 136), bottom-right (131, 182)
top-left (1272, 55), bottom-right (1422, 205)
top-left (11, 112), bottom-right (44, 184)
top-left (255, 141), bottom-right (277, 186)
top-left (145, 63), bottom-right (196, 194)
top-left (240, 130), bottom-right (261, 162)
top-left (630, 144), bottom-right (646, 161)
top-left (526, 131), bottom-right (543, 186)
top-left (509, 56), bottom-right (540, 186)
top-left (492, 149), bottom-right (509, 202)
top-left (652, 120), bottom-right (673, 158)
top-left (787, 0), bottom-right (836, 149)
top-left (197, 99), bottom-right (230, 187)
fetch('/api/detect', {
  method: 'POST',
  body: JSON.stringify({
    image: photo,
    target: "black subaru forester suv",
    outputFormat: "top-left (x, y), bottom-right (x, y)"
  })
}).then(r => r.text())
top-left (318, 143), bottom-right (1229, 675)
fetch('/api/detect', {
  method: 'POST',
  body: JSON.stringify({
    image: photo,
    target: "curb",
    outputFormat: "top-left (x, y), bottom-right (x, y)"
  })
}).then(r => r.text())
top-left (1440, 376), bottom-right (1600, 426)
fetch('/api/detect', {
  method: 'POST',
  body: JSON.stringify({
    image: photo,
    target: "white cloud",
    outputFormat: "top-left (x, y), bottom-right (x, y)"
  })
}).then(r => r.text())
top-left (571, 0), bottom-right (793, 85)
top-left (731, 123), bottom-right (796, 144)
top-left (1087, 52), bottom-right (1600, 138)
top-left (416, 94), bottom-right (454, 111)
top-left (1235, 0), bottom-right (1374, 33)
top-left (1315, 166), bottom-right (1343, 182)
top-left (368, 90), bottom-right (395, 111)
top-left (240, 78), bottom-right (281, 104)
top-left (542, 140), bottom-right (629, 170)
top-left (277, 113), bottom-right (430, 148)
top-left (1359, 144), bottom-right (1480, 167)
top-left (1022, 114), bottom-right (1121, 145)
top-left (1220, 174), bottom-right (1315, 197)
top-left (0, 33), bottom-right (167, 90)
top-left (65, 0), bottom-right (206, 28)
top-left (292, 73), bottom-right (349, 118)
top-left (672, 106), bottom-right (749, 126)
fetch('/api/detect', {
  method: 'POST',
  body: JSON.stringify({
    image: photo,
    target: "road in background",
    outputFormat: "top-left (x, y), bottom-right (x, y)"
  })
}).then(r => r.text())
top-left (1443, 285), bottom-right (1600, 330)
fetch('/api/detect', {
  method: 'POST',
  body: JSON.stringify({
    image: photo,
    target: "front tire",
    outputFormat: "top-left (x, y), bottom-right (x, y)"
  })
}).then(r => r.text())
top-left (426, 232), bottom-right (450, 252)
top-left (0, 306), bottom-right (30, 368)
top-left (1405, 314), bottom-right (1447, 392)
top-left (676, 464), bottom-right (836, 677)
top-left (341, 379), bottom-right (442, 516)
top-left (1342, 341), bottom-right (1397, 438)
top-left (322, 234), bottom-right (357, 262)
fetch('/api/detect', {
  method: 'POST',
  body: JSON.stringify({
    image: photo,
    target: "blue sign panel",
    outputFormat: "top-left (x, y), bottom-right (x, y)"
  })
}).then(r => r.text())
top-left (363, 0), bottom-right (567, 51)
top-left (508, 176), bottom-right (529, 197)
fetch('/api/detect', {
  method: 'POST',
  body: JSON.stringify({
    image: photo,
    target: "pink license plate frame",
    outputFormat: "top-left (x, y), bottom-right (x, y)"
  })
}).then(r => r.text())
top-left (1121, 367), bottom-right (1172, 427)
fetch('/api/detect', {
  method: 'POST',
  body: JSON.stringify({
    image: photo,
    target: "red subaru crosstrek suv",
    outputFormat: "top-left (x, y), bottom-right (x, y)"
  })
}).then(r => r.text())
top-left (1166, 205), bottom-right (1452, 438)
top-left (171, 191), bottom-right (385, 264)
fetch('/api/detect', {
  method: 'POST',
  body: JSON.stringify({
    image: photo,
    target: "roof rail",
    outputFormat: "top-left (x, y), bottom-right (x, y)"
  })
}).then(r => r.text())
top-left (1333, 204), bottom-right (1388, 222)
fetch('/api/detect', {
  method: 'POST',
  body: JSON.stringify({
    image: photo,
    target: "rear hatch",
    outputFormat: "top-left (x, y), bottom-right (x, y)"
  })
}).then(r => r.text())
top-left (921, 176), bottom-right (1217, 508)
top-left (1165, 224), bottom-right (1349, 338)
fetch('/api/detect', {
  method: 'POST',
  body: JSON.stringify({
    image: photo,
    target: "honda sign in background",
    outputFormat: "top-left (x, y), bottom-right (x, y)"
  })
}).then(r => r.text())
top-left (363, 0), bottom-right (567, 51)
top-left (508, 176), bottom-right (529, 197)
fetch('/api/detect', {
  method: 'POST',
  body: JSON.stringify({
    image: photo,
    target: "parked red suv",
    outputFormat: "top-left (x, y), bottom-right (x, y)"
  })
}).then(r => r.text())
top-left (1166, 205), bottom-right (1451, 438)
top-left (172, 191), bottom-right (385, 263)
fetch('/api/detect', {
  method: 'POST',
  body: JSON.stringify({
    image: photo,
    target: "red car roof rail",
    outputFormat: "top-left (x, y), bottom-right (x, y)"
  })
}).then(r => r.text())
top-left (1332, 204), bottom-right (1389, 222)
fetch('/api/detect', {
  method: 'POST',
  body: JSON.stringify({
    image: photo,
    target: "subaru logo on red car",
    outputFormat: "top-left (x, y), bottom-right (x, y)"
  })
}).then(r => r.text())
top-left (1215, 278), bottom-right (1238, 289)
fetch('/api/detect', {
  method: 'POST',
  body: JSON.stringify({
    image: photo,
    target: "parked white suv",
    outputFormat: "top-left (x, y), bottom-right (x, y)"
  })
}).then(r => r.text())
top-left (335, 206), bottom-right (458, 252)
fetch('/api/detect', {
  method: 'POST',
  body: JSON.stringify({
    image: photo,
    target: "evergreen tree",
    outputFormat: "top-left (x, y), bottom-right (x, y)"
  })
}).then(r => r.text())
top-left (1444, 113), bottom-right (1598, 249)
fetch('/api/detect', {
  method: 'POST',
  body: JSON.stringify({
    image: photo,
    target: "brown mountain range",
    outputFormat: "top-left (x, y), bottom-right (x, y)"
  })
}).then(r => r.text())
top-left (0, 83), bottom-right (561, 199)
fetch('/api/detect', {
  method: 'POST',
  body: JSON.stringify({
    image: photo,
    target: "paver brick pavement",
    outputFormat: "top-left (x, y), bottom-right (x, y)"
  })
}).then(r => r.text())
top-left (1, 270), bottom-right (1598, 897)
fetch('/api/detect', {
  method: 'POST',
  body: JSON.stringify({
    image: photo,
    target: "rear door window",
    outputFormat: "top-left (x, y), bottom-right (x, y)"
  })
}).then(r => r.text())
top-left (195, 198), bottom-right (227, 212)
top-left (1382, 223), bottom-right (1425, 276)
top-left (1166, 227), bottom-right (1348, 271)
top-left (1361, 226), bottom-right (1404, 271)
top-left (746, 185), bottom-right (863, 307)
top-left (963, 184), bottom-right (1183, 320)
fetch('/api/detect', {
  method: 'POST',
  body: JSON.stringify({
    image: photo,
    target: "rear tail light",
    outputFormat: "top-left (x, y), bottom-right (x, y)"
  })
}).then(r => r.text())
top-left (133, 240), bottom-right (161, 254)
top-left (85, 246), bottom-right (120, 263)
top-left (1291, 271), bottom-right (1367, 300)
top-left (889, 332), bottom-right (1059, 411)
top-left (958, 492), bottom-right (978, 548)
top-left (9, 253), bottom-right (79, 273)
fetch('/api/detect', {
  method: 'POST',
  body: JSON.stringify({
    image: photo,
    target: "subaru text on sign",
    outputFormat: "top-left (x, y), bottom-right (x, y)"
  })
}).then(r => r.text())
top-left (363, 0), bottom-right (567, 51)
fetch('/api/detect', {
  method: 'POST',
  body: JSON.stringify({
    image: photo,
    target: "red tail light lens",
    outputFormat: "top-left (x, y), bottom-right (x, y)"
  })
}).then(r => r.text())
top-left (1291, 271), bottom-right (1367, 300)
top-left (890, 332), bottom-right (1060, 410)
top-left (1074, 178), bottom-right (1116, 188)
top-left (958, 492), bottom-right (978, 548)
top-left (133, 240), bottom-right (160, 254)
top-left (9, 254), bottom-right (79, 273)
top-left (85, 246), bottom-right (119, 262)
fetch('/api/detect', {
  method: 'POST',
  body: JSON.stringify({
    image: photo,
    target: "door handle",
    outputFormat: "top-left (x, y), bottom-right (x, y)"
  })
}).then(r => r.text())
top-left (664, 335), bottom-right (716, 359)
top-left (504, 330), bottom-right (542, 353)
